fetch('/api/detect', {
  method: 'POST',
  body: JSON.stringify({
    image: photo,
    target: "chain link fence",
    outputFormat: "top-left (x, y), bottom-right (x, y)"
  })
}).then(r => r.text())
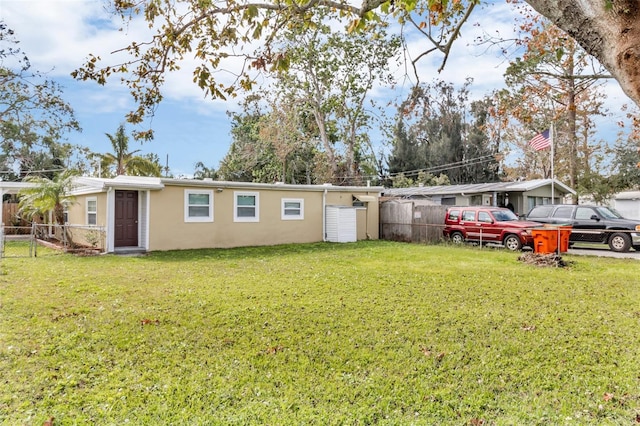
top-left (1, 223), bottom-right (106, 258)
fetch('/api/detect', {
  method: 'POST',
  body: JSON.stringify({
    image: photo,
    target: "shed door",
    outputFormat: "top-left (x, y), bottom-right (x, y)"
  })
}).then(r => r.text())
top-left (115, 190), bottom-right (138, 247)
top-left (326, 206), bottom-right (357, 243)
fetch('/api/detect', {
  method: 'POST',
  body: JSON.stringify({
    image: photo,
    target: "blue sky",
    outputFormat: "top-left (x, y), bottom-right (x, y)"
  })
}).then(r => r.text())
top-left (1, 0), bottom-right (633, 178)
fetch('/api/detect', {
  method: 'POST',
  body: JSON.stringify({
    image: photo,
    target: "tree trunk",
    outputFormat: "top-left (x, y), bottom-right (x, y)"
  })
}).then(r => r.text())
top-left (312, 109), bottom-right (339, 181)
top-left (526, 0), bottom-right (640, 105)
top-left (566, 71), bottom-right (578, 204)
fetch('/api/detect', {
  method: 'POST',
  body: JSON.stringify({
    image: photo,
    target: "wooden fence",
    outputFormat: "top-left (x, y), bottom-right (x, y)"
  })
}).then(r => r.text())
top-left (1, 203), bottom-right (23, 229)
top-left (380, 200), bottom-right (448, 244)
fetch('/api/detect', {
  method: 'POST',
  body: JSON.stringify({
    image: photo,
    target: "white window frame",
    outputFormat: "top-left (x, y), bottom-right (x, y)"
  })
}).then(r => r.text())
top-left (281, 198), bottom-right (304, 220)
top-left (184, 189), bottom-right (214, 223)
top-left (234, 191), bottom-right (259, 222)
top-left (86, 197), bottom-right (97, 225)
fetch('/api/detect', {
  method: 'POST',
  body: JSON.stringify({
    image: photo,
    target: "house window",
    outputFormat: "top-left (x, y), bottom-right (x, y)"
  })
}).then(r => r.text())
top-left (87, 197), bottom-right (97, 225)
top-left (527, 196), bottom-right (552, 212)
top-left (527, 205), bottom-right (553, 218)
top-left (184, 190), bottom-right (213, 222)
top-left (234, 192), bottom-right (259, 222)
top-left (282, 198), bottom-right (304, 220)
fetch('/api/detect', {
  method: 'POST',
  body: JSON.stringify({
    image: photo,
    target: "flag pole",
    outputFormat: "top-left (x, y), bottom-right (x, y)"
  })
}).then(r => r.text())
top-left (550, 123), bottom-right (554, 203)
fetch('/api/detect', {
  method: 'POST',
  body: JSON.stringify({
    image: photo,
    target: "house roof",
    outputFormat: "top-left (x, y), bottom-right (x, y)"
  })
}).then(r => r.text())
top-left (383, 179), bottom-right (576, 198)
top-left (162, 178), bottom-right (384, 193)
top-left (70, 176), bottom-right (384, 194)
top-left (0, 181), bottom-right (35, 194)
top-left (71, 176), bottom-right (165, 194)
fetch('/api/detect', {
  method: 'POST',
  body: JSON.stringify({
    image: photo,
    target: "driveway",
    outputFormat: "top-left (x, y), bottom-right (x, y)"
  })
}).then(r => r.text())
top-left (566, 246), bottom-right (640, 260)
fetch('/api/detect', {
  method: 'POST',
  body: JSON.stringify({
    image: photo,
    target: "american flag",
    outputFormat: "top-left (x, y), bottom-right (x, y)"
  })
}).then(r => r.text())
top-left (528, 129), bottom-right (551, 151)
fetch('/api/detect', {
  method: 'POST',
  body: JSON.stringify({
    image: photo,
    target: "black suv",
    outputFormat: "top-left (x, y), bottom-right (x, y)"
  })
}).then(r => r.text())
top-left (526, 204), bottom-right (640, 252)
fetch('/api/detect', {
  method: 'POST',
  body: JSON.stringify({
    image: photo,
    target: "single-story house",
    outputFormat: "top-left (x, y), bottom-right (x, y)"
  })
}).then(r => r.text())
top-left (60, 176), bottom-right (382, 253)
top-left (612, 190), bottom-right (640, 220)
top-left (382, 179), bottom-right (576, 217)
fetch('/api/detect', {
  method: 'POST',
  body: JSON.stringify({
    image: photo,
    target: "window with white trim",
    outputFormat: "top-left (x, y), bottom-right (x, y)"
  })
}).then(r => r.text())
top-left (86, 197), bottom-right (97, 225)
top-left (184, 190), bottom-right (214, 222)
top-left (234, 192), bottom-right (259, 222)
top-left (281, 198), bottom-right (304, 220)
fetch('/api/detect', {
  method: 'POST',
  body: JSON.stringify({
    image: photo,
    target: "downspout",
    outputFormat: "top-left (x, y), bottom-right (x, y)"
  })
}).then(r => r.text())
top-left (322, 189), bottom-right (327, 242)
top-left (365, 181), bottom-right (371, 240)
top-left (366, 193), bottom-right (370, 240)
top-left (145, 190), bottom-right (150, 251)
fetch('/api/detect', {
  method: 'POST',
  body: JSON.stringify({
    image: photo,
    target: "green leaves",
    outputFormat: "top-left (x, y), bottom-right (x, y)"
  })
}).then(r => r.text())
top-left (18, 170), bottom-right (77, 224)
top-left (244, 4), bottom-right (259, 20)
top-left (100, 124), bottom-right (162, 176)
top-left (1, 25), bottom-right (80, 178)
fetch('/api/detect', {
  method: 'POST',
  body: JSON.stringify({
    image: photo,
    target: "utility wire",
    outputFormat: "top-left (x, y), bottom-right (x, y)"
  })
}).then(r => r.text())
top-left (0, 168), bottom-right (67, 174)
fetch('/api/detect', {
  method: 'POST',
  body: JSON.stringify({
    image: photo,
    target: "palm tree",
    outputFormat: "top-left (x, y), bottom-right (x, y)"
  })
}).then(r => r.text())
top-left (18, 170), bottom-right (77, 226)
top-left (102, 124), bottom-right (162, 177)
top-left (193, 161), bottom-right (217, 179)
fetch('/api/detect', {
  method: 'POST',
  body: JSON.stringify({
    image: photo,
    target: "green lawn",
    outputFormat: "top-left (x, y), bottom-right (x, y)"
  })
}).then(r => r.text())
top-left (1, 241), bottom-right (639, 425)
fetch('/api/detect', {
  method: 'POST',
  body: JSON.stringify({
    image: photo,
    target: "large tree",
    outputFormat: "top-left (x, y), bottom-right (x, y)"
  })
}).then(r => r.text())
top-left (269, 14), bottom-right (399, 184)
top-left (217, 99), bottom-right (271, 182)
top-left (0, 23), bottom-right (81, 179)
top-left (218, 95), bottom-right (320, 184)
top-left (388, 80), bottom-right (499, 184)
top-left (499, 19), bottom-right (608, 200)
top-left (610, 110), bottom-right (640, 191)
top-left (524, 0), bottom-right (640, 106)
top-left (72, 0), bottom-right (640, 139)
top-left (257, 96), bottom-right (319, 184)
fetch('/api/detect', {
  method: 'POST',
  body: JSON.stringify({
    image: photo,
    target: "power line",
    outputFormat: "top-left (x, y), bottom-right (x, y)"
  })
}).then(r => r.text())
top-left (312, 153), bottom-right (502, 183)
top-left (385, 153), bottom-right (501, 178)
top-left (0, 167), bottom-right (67, 175)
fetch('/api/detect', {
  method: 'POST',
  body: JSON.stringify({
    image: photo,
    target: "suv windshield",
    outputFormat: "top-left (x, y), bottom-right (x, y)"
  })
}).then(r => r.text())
top-left (491, 209), bottom-right (519, 222)
top-left (595, 206), bottom-right (623, 219)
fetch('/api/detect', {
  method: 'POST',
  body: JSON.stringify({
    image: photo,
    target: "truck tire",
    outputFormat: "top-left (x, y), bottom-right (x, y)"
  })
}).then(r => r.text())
top-left (608, 232), bottom-right (631, 252)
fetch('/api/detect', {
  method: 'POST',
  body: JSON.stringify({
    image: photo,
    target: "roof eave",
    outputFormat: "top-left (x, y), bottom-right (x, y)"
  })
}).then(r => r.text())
top-left (161, 179), bottom-right (384, 193)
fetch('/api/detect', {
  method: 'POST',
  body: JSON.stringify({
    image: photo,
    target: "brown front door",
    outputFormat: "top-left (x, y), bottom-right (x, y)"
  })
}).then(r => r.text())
top-left (114, 190), bottom-right (138, 247)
